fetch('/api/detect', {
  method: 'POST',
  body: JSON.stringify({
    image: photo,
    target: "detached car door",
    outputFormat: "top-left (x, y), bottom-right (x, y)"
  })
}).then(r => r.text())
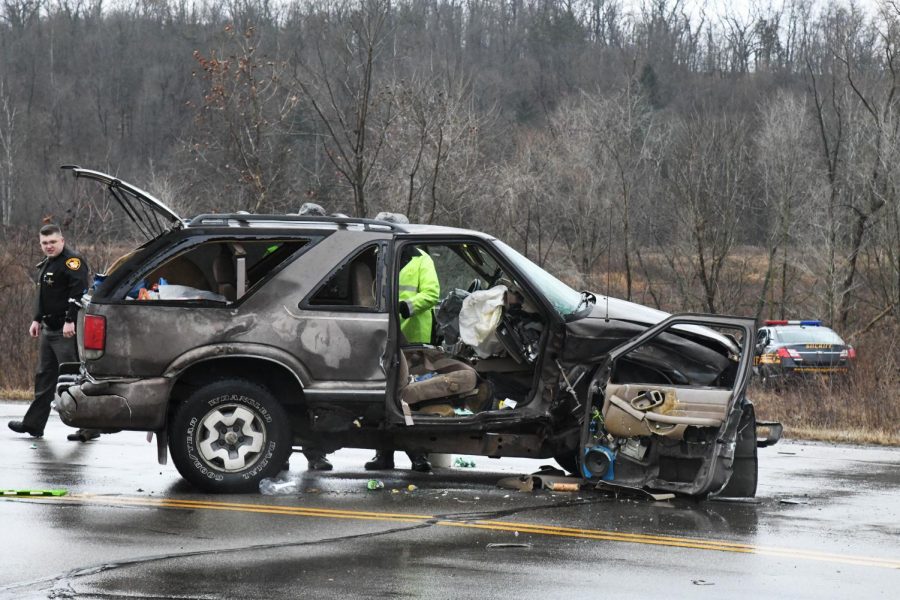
top-left (581, 314), bottom-right (756, 497)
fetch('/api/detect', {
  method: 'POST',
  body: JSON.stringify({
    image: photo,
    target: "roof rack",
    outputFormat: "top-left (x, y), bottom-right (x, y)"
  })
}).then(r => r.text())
top-left (187, 213), bottom-right (405, 232)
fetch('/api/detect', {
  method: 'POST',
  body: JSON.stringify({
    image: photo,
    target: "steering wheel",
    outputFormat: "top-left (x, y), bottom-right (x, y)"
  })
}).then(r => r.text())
top-left (467, 279), bottom-right (483, 293)
top-left (486, 267), bottom-right (503, 288)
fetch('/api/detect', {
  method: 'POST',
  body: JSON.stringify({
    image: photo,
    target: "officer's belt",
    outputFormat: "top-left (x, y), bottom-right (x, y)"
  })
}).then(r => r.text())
top-left (41, 314), bottom-right (67, 329)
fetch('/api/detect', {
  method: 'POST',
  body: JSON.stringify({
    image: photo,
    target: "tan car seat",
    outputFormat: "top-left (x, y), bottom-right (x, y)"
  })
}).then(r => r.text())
top-left (350, 261), bottom-right (375, 307)
top-left (148, 255), bottom-right (211, 291)
top-left (398, 347), bottom-right (482, 414)
top-left (212, 248), bottom-right (236, 301)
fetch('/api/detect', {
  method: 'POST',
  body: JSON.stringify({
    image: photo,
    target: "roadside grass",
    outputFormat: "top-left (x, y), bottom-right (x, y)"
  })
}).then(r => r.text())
top-left (0, 388), bottom-right (32, 401)
top-left (781, 426), bottom-right (900, 446)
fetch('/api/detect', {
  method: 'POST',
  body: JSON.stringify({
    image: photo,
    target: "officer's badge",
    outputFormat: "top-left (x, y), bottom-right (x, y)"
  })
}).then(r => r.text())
top-left (65, 257), bottom-right (82, 271)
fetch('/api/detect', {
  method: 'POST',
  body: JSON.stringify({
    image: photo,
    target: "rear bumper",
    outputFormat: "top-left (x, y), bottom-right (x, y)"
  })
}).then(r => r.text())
top-left (759, 364), bottom-right (850, 379)
top-left (785, 366), bottom-right (850, 374)
top-left (56, 376), bottom-right (171, 430)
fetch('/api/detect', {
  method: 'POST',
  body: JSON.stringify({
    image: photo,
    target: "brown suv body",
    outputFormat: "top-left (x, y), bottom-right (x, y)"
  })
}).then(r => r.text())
top-left (56, 167), bottom-right (779, 495)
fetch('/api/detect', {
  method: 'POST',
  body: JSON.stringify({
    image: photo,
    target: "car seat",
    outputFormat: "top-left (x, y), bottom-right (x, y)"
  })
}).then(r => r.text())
top-left (350, 261), bottom-right (375, 307)
top-left (212, 248), bottom-right (236, 301)
top-left (397, 347), bottom-right (488, 416)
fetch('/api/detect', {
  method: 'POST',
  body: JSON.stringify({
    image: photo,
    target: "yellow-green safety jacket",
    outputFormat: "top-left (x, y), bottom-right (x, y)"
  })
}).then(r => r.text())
top-left (399, 250), bottom-right (440, 344)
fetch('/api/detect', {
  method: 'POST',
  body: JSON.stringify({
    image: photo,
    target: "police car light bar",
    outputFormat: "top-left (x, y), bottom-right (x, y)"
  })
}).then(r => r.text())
top-left (764, 320), bottom-right (822, 326)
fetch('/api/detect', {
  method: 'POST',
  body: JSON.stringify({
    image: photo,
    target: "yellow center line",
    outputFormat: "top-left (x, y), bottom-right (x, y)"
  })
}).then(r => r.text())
top-left (12, 494), bottom-right (900, 570)
top-left (73, 494), bottom-right (432, 521)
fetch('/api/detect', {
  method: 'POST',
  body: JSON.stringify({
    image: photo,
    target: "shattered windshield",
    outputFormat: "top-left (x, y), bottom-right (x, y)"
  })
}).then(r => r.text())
top-left (494, 240), bottom-right (583, 318)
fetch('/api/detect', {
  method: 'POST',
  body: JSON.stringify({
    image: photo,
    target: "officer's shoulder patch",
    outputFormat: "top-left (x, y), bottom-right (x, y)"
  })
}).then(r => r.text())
top-left (65, 257), bottom-right (82, 271)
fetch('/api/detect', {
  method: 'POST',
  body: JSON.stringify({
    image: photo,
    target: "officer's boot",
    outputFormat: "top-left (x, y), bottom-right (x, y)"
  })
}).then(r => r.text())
top-left (365, 452), bottom-right (395, 470)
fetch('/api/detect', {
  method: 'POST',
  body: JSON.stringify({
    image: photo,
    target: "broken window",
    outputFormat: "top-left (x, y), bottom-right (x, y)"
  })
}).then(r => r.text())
top-left (131, 240), bottom-right (308, 304)
top-left (307, 245), bottom-right (380, 309)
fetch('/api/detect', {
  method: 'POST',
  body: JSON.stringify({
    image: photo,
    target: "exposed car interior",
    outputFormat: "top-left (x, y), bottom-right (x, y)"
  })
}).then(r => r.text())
top-left (603, 325), bottom-right (741, 443)
top-left (120, 240), bottom-right (308, 303)
top-left (396, 242), bottom-right (547, 420)
top-left (308, 245), bottom-right (379, 308)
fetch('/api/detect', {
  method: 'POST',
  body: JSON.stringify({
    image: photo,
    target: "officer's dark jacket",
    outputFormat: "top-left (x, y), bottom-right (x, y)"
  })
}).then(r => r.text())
top-left (33, 246), bottom-right (90, 329)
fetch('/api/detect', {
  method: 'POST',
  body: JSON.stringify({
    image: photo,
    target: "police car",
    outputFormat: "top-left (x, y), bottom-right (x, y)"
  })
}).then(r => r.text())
top-left (754, 320), bottom-right (855, 383)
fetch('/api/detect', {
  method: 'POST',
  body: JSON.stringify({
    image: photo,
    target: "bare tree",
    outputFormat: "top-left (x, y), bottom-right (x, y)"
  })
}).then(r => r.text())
top-left (286, 0), bottom-right (395, 218)
top-left (0, 80), bottom-right (17, 227)
top-left (661, 111), bottom-right (752, 314)
top-left (590, 83), bottom-right (657, 300)
top-left (754, 91), bottom-right (819, 320)
top-left (806, 3), bottom-right (896, 328)
top-left (372, 72), bottom-right (489, 227)
top-left (496, 128), bottom-right (568, 269)
top-left (186, 25), bottom-right (299, 213)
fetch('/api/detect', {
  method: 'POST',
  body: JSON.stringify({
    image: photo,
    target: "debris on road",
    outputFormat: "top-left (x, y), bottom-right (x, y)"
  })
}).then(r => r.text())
top-left (454, 457), bottom-right (476, 468)
top-left (496, 471), bottom-right (675, 501)
top-left (496, 475), bottom-right (535, 492)
top-left (486, 543), bottom-right (532, 549)
top-left (367, 479), bottom-right (385, 490)
top-left (594, 481), bottom-right (675, 501)
top-left (550, 482), bottom-right (580, 492)
top-left (497, 473), bottom-right (581, 492)
top-left (258, 478), bottom-right (300, 495)
top-left (1, 489), bottom-right (67, 496)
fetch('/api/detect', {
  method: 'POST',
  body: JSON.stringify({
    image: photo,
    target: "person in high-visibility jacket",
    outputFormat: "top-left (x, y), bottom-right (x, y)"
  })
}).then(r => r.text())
top-left (365, 244), bottom-right (440, 473)
top-left (397, 246), bottom-right (440, 344)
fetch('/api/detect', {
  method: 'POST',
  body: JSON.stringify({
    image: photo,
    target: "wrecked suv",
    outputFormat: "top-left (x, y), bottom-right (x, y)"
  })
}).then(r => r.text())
top-left (56, 167), bottom-right (781, 496)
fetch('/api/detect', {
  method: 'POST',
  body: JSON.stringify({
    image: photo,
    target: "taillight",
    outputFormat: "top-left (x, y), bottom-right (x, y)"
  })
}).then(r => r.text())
top-left (83, 314), bottom-right (106, 355)
top-left (776, 348), bottom-right (802, 361)
top-left (845, 347), bottom-right (856, 360)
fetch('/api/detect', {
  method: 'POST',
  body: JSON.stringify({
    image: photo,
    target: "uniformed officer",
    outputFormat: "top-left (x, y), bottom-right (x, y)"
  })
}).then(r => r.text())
top-left (8, 224), bottom-right (100, 442)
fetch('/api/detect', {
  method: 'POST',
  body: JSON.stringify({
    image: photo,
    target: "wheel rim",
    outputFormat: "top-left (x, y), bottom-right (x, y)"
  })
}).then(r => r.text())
top-left (196, 402), bottom-right (267, 473)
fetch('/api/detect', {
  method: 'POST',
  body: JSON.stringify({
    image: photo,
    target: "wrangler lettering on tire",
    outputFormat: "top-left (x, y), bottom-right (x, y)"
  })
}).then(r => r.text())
top-left (169, 379), bottom-right (291, 493)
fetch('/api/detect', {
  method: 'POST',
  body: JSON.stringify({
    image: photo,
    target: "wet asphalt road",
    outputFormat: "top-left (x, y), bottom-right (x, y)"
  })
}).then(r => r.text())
top-left (0, 401), bottom-right (898, 599)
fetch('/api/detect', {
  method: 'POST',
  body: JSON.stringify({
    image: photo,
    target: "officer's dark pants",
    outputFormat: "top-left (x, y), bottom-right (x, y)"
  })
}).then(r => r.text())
top-left (302, 449), bottom-right (327, 462)
top-left (22, 326), bottom-right (75, 432)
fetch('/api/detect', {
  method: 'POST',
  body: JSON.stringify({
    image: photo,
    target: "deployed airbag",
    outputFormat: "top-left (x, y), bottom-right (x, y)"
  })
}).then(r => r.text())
top-left (458, 285), bottom-right (507, 357)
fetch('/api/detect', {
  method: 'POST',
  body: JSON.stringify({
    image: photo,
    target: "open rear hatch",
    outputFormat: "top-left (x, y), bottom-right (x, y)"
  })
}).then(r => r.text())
top-left (61, 165), bottom-right (183, 240)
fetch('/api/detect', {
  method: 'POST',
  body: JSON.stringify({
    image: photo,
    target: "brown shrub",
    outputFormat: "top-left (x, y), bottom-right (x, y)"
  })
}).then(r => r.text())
top-left (0, 229), bottom-right (41, 390)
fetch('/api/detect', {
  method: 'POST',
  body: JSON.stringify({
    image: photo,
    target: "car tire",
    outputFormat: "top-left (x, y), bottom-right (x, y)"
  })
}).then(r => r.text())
top-left (717, 404), bottom-right (758, 498)
top-left (169, 378), bottom-right (292, 493)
